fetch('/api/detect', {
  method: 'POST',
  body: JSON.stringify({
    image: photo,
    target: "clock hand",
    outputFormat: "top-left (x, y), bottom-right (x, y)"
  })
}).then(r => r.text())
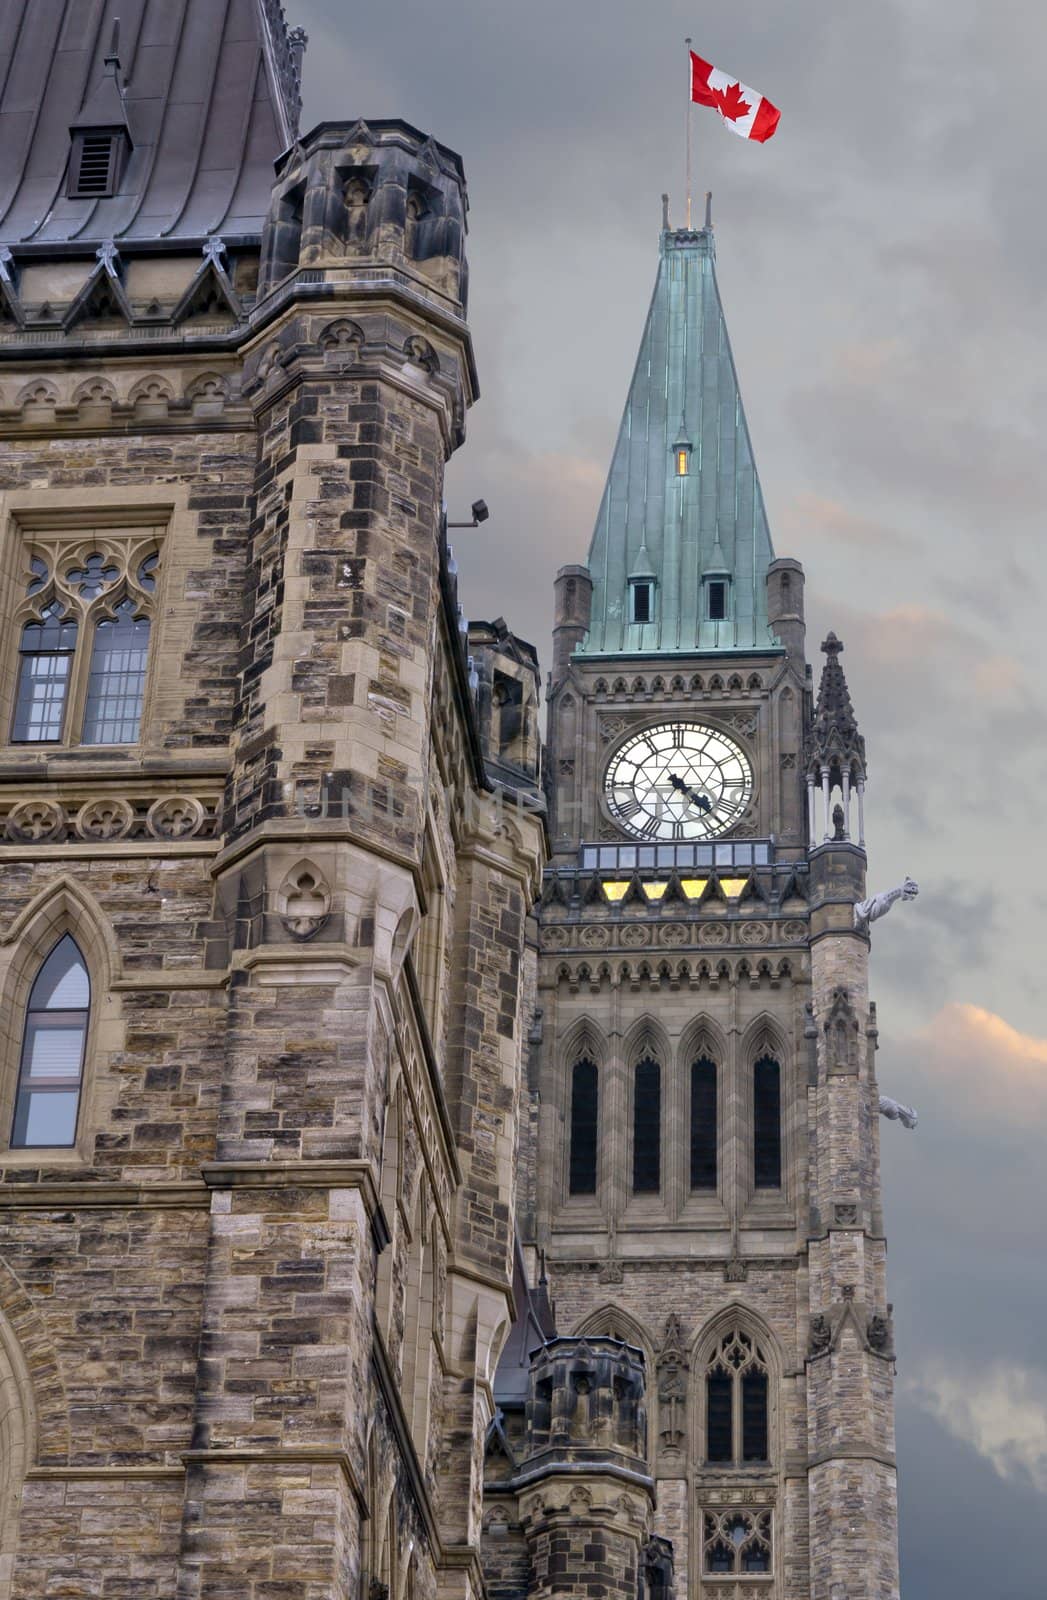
top-left (668, 771), bottom-right (713, 814)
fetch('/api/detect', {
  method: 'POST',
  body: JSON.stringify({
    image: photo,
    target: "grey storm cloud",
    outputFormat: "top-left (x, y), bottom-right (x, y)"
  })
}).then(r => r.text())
top-left (295, 4), bottom-right (1047, 1595)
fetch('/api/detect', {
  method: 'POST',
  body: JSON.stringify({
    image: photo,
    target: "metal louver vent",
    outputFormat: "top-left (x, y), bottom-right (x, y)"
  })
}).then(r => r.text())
top-left (73, 134), bottom-right (116, 197)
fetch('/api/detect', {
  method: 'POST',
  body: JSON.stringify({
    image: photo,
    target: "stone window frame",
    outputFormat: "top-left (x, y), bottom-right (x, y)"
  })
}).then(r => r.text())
top-left (4, 522), bottom-right (164, 751)
top-left (693, 1309), bottom-right (782, 1592)
top-left (738, 1018), bottom-right (794, 1225)
top-left (622, 1018), bottom-right (671, 1220)
top-left (0, 493), bottom-right (190, 762)
top-left (674, 1017), bottom-right (731, 1227)
top-left (692, 1308), bottom-right (781, 1466)
top-left (558, 1019), bottom-right (608, 1214)
top-left (0, 878), bottom-right (123, 1167)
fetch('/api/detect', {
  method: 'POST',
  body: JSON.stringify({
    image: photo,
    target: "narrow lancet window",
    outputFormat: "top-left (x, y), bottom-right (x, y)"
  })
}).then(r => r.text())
top-left (753, 1055), bottom-right (782, 1188)
top-left (568, 1058), bottom-right (598, 1195)
top-left (690, 1056), bottom-right (718, 1190)
top-left (12, 936), bottom-right (90, 1148)
top-left (81, 600), bottom-right (150, 744)
top-left (632, 1056), bottom-right (661, 1194)
top-left (630, 580), bottom-right (654, 624)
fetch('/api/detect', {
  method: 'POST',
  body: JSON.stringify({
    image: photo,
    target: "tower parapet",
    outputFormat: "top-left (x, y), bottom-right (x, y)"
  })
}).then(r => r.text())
top-left (515, 1338), bottom-right (659, 1600)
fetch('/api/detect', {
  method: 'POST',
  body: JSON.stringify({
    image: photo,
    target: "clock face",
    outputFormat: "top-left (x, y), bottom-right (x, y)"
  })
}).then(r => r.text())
top-left (604, 721), bottom-right (754, 841)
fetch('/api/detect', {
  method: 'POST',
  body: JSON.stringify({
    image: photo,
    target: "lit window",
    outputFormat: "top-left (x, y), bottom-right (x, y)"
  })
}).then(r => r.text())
top-left (12, 604), bottom-right (78, 742)
top-left (81, 600), bottom-right (150, 745)
top-left (12, 936), bottom-right (90, 1148)
top-left (676, 449), bottom-right (689, 477)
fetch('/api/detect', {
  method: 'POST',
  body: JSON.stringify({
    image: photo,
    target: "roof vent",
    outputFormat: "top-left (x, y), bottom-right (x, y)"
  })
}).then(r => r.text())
top-left (70, 133), bottom-right (121, 199)
top-left (67, 22), bottom-right (133, 200)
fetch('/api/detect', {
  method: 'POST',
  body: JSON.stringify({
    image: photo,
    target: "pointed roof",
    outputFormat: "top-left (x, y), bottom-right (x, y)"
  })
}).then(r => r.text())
top-left (808, 633), bottom-right (867, 779)
top-left (579, 216), bottom-right (776, 656)
top-left (0, 0), bottom-right (306, 248)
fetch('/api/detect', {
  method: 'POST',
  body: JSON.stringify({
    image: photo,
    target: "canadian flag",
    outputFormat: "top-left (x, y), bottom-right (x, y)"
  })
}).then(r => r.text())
top-left (689, 50), bottom-right (780, 143)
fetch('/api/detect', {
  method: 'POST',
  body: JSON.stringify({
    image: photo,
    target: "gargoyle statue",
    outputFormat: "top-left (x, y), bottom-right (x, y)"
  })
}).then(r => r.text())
top-left (878, 1096), bottom-right (918, 1131)
top-left (854, 876), bottom-right (919, 932)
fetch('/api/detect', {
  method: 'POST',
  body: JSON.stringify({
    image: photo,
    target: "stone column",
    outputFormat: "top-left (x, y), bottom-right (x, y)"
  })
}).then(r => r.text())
top-left (805, 841), bottom-right (899, 1600)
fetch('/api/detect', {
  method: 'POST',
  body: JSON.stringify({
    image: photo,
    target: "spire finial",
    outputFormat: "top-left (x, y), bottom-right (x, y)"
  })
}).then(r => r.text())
top-left (704, 191), bottom-right (713, 230)
top-left (661, 193), bottom-right (670, 231)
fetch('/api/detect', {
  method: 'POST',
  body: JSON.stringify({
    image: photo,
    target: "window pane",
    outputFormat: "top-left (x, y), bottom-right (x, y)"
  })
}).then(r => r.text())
top-left (16, 1091), bottom-right (80, 1148)
top-left (23, 1017), bottom-right (87, 1080)
top-left (12, 938), bottom-right (90, 1150)
top-left (690, 1058), bottom-right (718, 1190)
top-left (31, 934), bottom-right (90, 1009)
top-left (706, 1372), bottom-right (733, 1461)
top-left (81, 605), bottom-right (150, 744)
top-left (632, 1058), bottom-right (661, 1194)
top-left (569, 1060), bottom-right (598, 1195)
top-left (742, 1369), bottom-right (769, 1461)
top-left (754, 1057), bottom-right (782, 1188)
top-left (12, 650), bottom-right (72, 742)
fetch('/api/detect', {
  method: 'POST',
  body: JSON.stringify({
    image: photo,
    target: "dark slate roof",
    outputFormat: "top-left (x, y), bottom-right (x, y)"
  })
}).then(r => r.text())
top-left (0, 0), bottom-right (305, 248)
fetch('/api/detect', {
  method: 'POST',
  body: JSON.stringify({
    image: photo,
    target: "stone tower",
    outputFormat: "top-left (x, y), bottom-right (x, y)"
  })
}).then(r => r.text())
top-left (0, 8), bottom-right (545, 1600)
top-left (531, 216), bottom-right (901, 1599)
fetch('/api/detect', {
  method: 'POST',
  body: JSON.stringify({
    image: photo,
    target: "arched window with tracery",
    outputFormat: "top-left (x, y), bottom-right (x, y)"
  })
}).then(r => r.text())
top-left (753, 1054), bottom-right (782, 1188)
top-left (704, 1329), bottom-right (770, 1465)
top-left (690, 1055), bottom-right (717, 1191)
top-left (568, 1058), bottom-right (598, 1195)
top-left (9, 540), bottom-right (160, 749)
top-left (632, 1056), bottom-right (661, 1194)
top-left (703, 1510), bottom-right (772, 1575)
top-left (12, 935), bottom-right (90, 1148)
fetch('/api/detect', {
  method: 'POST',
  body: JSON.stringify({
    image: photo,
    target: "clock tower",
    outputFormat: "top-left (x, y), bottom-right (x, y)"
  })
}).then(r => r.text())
top-left (529, 213), bottom-right (901, 1599)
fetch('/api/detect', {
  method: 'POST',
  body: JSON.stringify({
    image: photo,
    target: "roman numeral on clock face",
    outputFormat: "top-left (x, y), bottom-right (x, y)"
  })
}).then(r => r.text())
top-left (639, 815), bottom-right (660, 838)
top-left (616, 797), bottom-right (641, 820)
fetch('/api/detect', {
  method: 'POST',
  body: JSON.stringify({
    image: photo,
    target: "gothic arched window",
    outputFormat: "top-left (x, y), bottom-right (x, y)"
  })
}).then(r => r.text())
top-left (690, 1056), bottom-right (718, 1190)
top-left (753, 1055), bottom-right (782, 1189)
top-left (11, 604), bottom-right (78, 742)
top-left (632, 1056), bottom-right (661, 1194)
top-left (81, 600), bottom-right (151, 745)
top-left (12, 935), bottom-right (90, 1148)
top-left (568, 1058), bottom-right (598, 1195)
top-left (705, 1329), bottom-right (769, 1464)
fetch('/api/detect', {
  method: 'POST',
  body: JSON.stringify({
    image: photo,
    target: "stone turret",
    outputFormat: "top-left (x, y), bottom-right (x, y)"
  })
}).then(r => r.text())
top-left (516, 1337), bottom-right (658, 1600)
top-left (259, 117), bottom-right (470, 312)
top-left (805, 642), bottom-right (899, 1600)
top-left (551, 564), bottom-right (592, 686)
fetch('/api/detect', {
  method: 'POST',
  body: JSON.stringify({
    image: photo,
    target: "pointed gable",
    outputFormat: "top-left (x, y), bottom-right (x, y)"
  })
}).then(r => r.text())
top-left (580, 217), bottom-right (776, 657)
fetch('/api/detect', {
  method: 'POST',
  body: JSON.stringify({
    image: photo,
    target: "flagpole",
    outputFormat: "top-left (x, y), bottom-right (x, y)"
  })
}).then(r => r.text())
top-left (684, 36), bottom-right (693, 228)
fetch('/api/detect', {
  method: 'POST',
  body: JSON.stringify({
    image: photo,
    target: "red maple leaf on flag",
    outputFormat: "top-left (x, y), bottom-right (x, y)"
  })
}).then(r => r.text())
top-left (711, 80), bottom-right (751, 122)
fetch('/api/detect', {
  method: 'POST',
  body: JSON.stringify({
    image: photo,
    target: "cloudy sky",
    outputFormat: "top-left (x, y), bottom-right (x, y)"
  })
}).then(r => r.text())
top-left (297, 3), bottom-right (1046, 1592)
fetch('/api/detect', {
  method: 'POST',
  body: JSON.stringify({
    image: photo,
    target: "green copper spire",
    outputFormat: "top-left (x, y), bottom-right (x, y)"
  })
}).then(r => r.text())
top-left (579, 215), bottom-right (776, 656)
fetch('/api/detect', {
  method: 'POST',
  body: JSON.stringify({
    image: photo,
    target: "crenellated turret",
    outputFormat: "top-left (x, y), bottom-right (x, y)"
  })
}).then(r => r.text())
top-left (259, 118), bottom-right (470, 310)
top-left (516, 1338), bottom-right (658, 1600)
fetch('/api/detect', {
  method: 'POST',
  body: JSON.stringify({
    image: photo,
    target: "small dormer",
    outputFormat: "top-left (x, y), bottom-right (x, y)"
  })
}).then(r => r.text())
top-left (628, 542), bottom-right (657, 626)
top-left (67, 26), bottom-right (133, 201)
top-left (701, 535), bottom-right (732, 621)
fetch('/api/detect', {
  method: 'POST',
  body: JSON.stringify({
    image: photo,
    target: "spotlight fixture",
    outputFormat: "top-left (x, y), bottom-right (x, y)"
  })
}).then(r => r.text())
top-left (448, 499), bottom-right (490, 528)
